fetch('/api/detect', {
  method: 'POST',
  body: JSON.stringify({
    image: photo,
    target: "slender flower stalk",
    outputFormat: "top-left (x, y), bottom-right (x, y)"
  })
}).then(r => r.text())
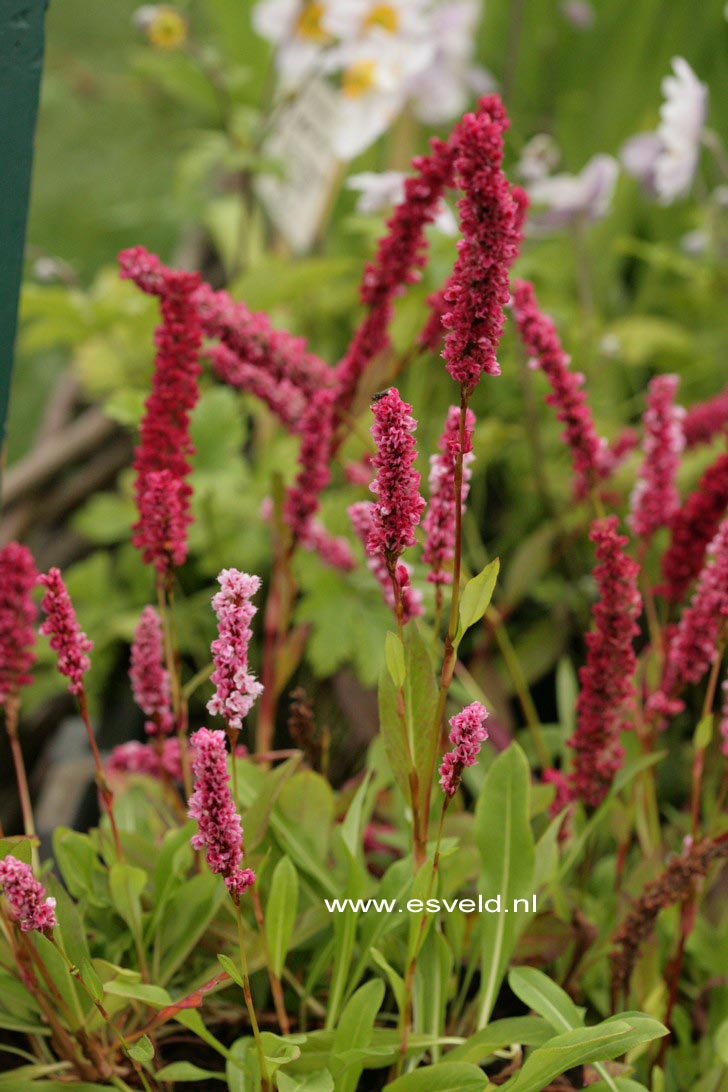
top-left (0, 544), bottom-right (39, 856)
top-left (628, 374), bottom-right (685, 540)
top-left (568, 517), bottom-right (641, 808)
top-left (422, 406), bottom-right (475, 589)
top-left (659, 452), bottom-right (728, 602)
top-left (38, 569), bottom-right (122, 858)
top-left (129, 606), bottom-right (174, 736)
top-left (0, 855), bottom-right (57, 933)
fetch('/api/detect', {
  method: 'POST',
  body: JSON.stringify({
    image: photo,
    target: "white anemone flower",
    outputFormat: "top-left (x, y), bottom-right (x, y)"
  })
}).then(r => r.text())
top-left (324, 32), bottom-right (434, 159)
top-left (408, 1), bottom-right (495, 125)
top-left (528, 154), bottom-right (619, 230)
top-left (323, 0), bottom-right (431, 42)
top-left (347, 170), bottom-right (458, 234)
top-left (252, 0), bottom-right (335, 88)
top-left (517, 133), bottom-right (561, 183)
top-left (654, 57), bottom-right (707, 204)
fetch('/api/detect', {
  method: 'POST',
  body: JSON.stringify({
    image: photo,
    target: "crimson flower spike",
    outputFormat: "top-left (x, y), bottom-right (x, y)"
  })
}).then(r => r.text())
top-left (659, 452), bottom-right (728, 603)
top-left (629, 374), bottom-right (685, 541)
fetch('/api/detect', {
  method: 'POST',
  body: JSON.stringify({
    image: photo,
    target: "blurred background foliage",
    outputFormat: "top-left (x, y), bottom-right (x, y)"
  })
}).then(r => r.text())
top-left (5, 0), bottom-right (728, 770)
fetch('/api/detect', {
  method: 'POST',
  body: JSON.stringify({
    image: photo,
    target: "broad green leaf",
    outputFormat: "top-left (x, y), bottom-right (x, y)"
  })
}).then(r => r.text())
top-left (385, 1062), bottom-right (488, 1091)
top-left (499, 1017), bottom-right (667, 1092)
top-left (218, 953), bottom-right (246, 991)
top-left (587, 1081), bottom-right (650, 1091)
top-left (370, 948), bottom-right (405, 1012)
top-left (508, 966), bottom-right (584, 1033)
top-left (266, 856), bottom-right (299, 977)
top-left (278, 1072), bottom-right (335, 1092)
top-left (104, 980), bottom-right (171, 1007)
top-left (259, 1031), bottom-right (306, 1071)
top-left (0, 837), bottom-right (35, 865)
top-left (331, 979), bottom-right (385, 1092)
top-left (456, 559), bottom-right (499, 645)
top-left (29, 933), bottom-right (84, 1030)
top-left (244, 754), bottom-right (302, 851)
top-left (445, 1017), bottom-right (554, 1064)
top-left (109, 863), bottom-right (147, 936)
top-left (128, 1035), bottom-right (154, 1063)
top-left (155, 1061), bottom-right (227, 1081)
top-left (340, 769), bottom-right (375, 859)
top-left (379, 661), bottom-right (413, 803)
top-left (474, 743), bottom-right (534, 1027)
top-left (715, 1017), bottom-right (728, 1065)
top-left (406, 624), bottom-right (440, 813)
top-left (158, 872), bottom-right (226, 983)
top-left (414, 930), bottom-right (452, 1062)
top-left (385, 631), bottom-right (406, 688)
top-left (693, 714), bottom-right (713, 751)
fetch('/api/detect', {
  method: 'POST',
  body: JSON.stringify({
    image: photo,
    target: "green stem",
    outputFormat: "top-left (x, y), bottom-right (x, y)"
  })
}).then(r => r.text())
top-left (77, 689), bottom-right (123, 861)
top-left (691, 644), bottom-right (725, 839)
top-left (235, 901), bottom-right (270, 1092)
top-left (4, 697), bottom-right (39, 874)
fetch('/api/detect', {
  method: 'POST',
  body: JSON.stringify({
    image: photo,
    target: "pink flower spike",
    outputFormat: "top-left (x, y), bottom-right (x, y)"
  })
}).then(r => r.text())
top-left (348, 502), bottom-right (423, 623)
top-left (38, 569), bottom-right (92, 696)
top-left (568, 517), bottom-right (641, 807)
top-left (0, 543), bottom-right (38, 708)
top-left (682, 385), bottom-right (728, 449)
top-left (439, 701), bottom-right (489, 797)
top-left (207, 569), bottom-right (263, 733)
top-left (442, 96), bottom-right (527, 393)
top-left (423, 406), bottom-right (476, 585)
top-left (130, 607), bottom-right (174, 735)
top-left (0, 855), bottom-right (57, 933)
top-left (628, 374), bottom-right (685, 540)
top-left (368, 388), bottom-right (425, 561)
top-left (188, 727), bottom-right (255, 898)
top-left (135, 469), bottom-right (189, 576)
top-left (284, 389), bottom-right (336, 545)
top-left (659, 452), bottom-right (728, 602)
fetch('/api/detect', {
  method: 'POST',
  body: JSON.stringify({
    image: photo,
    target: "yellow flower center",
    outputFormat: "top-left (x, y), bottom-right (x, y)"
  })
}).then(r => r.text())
top-left (147, 7), bottom-right (187, 50)
top-left (296, 2), bottom-right (329, 42)
top-left (364, 4), bottom-right (399, 33)
top-left (342, 59), bottom-right (378, 98)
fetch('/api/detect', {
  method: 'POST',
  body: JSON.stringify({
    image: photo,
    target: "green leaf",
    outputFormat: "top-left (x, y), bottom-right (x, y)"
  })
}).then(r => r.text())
top-left (474, 743), bottom-right (534, 1027)
top-left (158, 872), bottom-right (226, 984)
top-left (128, 1035), bottom-right (154, 1063)
top-left (384, 1062), bottom-right (487, 1091)
top-left (715, 1017), bottom-right (728, 1065)
top-left (555, 657), bottom-right (578, 739)
top-left (29, 933), bottom-right (84, 1030)
top-left (498, 1017), bottom-right (668, 1092)
top-left (108, 863), bottom-right (147, 936)
top-left (378, 662), bottom-right (412, 803)
top-left (508, 966), bottom-right (584, 1033)
top-left (385, 631), bottom-right (406, 688)
top-left (155, 1061), bottom-right (227, 1081)
top-left (693, 714), bottom-right (713, 751)
top-left (217, 953), bottom-right (246, 992)
top-left (104, 980), bottom-right (171, 1007)
top-left (370, 948), bottom-right (405, 1012)
top-left (406, 624), bottom-right (440, 816)
top-left (0, 837), bottom-right (35, 865)
top-left (259, 1031), bottom-right (306, 1072)
top-left (278, 1072), bottom-right (335, 1092)
top-left (414, 930), bottom-right (452, 1062)
top-left (456, 559), bottom-right (499, 645)
top-left (445, 1017), bottom-right (554, 1064)
top-left (331, 979), bottom-right (385, 1092)
top-left (266, 856), bottom-right (299, 978)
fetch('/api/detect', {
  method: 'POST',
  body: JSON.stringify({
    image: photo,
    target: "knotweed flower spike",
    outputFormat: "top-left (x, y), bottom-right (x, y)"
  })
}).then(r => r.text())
top-left (208, 569), bottom-right (263, 734)
top-left (348, 501), bottom-right (423, 622)
top-left (511, 279), bottom-right (608, 498)
top-left (130, 606), bottom-right (174, 735)
top-left (682, 385), bottom-right (728, 448)
top-left (439, 701), bottom-right (489, 797)
top-left (568, 517), bottom-right (641, 808)
top-left (628, 374), bottom-right (685, 540)
top-left (659, 452), bottom-right (728, 602)
top-left (423, 405), bottom-right (475, 584)
top-left (188, 727), bottom-right (255, 899)
top-left (368, 387), bottom-right (426, 561)
top-left (284, 389), bottom-right (337, 544)
top-left (0, 543), bottom-right (38, 709)
top-left (442, 95), bottom-right (527, 393)
top-left (119, 247), bottom-right (202, 576)
top-left (38, 569), bottom-right (93, 696)
top-left (108, 737), bottom-right (185, 782)
top-left (0, 855), bottom-right (57, 933)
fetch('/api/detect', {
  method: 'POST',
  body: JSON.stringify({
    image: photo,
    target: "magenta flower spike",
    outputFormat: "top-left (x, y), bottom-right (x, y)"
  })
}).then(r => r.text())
top-left (0, 543), bottom-right (38, 709)
top-left (439, 702), bottom-right (489, 797)
top-left (348, 502), bottom-right (423, 623)
top-left (188, 728), bottom-right (255, 898)
top-left (130, 606), bottom-right (174, 736)
top-left (0, 855), bottom-right (57, 933)
top-left (659, 452), bottom-right (728, 603)
top-left (629, 374), bottom-right (685, 540)
top-left (568, 518), bottom-right (641, 807)
top-left (207, 569), bottom-right (263, 734)
top-left (423, 406), bottom-right (476, 585)
top-left (38, 568), bottom-right (92, 696)
top-left (368, 387), bottom-right (426, 561)
top-left (682, 385), bottom-right (728, 449)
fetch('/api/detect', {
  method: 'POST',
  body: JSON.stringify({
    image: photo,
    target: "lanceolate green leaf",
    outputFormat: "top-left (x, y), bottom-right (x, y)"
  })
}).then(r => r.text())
top-left (474, 743), bottom-right (534, 1028)
top-left (508, 967), bottom-right (584, 1032)
top-left (266, 856), bottom-right (299, 977)
top-left (331, 979), bottom-right (385, 1092)
top-left (384, 1062), bottom-right (488, 1091)
top-left (455, 558), bottom-right (499, 646)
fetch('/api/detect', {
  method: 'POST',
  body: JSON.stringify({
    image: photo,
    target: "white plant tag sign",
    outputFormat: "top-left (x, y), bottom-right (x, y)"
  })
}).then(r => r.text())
top-left (256, 78), bottom-right (342, 254)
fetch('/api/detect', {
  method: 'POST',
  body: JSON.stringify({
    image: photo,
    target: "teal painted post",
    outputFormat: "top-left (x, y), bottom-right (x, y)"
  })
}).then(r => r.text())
top-left (0, 0), bottom-right (48, 464)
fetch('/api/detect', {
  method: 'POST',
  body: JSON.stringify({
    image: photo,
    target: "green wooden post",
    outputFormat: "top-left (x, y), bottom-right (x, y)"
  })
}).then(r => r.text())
top-left (0, 0), bottom-right (48, 465)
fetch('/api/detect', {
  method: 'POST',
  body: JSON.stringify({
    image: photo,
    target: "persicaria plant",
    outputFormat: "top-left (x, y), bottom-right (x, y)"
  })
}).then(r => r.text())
top-left (2, 91), bottom-right (728, 1092)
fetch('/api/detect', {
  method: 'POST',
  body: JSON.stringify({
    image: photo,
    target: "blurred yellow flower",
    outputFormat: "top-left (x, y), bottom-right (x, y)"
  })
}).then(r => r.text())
top-left (144, 6), bottom-right (188, 51)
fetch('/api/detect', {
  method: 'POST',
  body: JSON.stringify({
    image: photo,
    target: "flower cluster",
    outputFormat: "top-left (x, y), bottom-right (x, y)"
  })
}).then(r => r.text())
top-left (38, 569), bottom-right (93, 697)
top-left (659, 452), bottom-right (728, 602)
top-left (511, 279), bottom-right (608, 497)
top-left (208, 570), bottom-right (263, 734)
top-left (119, 246), bottom-right (202, 576)
top-left (422, 405), bottom-right (475, 584)
top-left (284, 389), bottom-right (336, 543)
top-left (129, 607), bottom-right (174, 735)
top-left (368, 388), bottom-right (425, 559)
top-left (628, 374), bottom-right (685, 540)
top-left (0, 855), bottom-right (57, 933)
top-left (0, 543), bottom-right (38, 708)
top-left (682, 385), bottom-right (728, 448)
top-left (569, 518), bottom-right (641, 808)
top-left (348, 501), bottom-right (423, 621)
top-left (188, 728), bottom-right (255, 898)
top-left (334, 138), bottom-right (457, 415)
top-left (107, 737), bottom-right (185, 782)
top-left (439, 701), bottom-right (489, 797)
top-left (442, 96), bottom-right (527, 392)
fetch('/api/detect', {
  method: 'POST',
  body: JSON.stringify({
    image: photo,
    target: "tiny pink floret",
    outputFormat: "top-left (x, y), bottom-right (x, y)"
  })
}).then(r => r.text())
top-left (0, 855), bottom-right (57, 933)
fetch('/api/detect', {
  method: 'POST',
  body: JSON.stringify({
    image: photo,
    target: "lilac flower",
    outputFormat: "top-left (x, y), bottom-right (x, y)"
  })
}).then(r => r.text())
top-left (628, 374), bottom-right (685, 540)
top-left (0, 855), bottom-right (57, 933)
top-left (208, 570), bottom-right (263, 734)
top-left (528, 154), bottom-right (618, 231)
top-left (188, 728), bottom-right (255, 898)
top-left (38, 569), bottom-right (93, 696)
top-left (347, 171), bottom-right (457, 235)
top-left (439, 702), bottom-right (489, 797)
